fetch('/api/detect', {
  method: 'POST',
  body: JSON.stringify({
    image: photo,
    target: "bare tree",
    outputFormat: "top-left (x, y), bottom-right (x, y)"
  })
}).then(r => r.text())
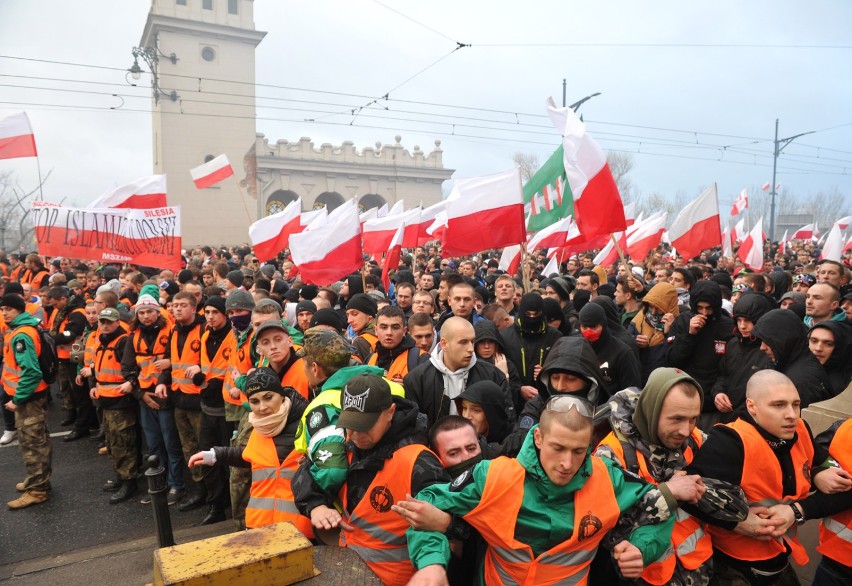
top-left (512, 152), bottom-right (540, 182)
top-left (802, 188), bottom-right (849, 231)
top-left (0, 171), bottom-right (52, 252)
top-left (607, 151), bottom-right (635, 203)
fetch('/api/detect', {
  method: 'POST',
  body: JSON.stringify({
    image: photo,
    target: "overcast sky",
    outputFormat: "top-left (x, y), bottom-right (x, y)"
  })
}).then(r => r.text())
top-left (1, 0), bottom-right (850, 217)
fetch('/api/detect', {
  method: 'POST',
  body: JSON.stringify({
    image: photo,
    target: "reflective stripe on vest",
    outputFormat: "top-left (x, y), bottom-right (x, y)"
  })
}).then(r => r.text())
top-left (94, 332), bottom-right (128, 398)
top-left (56, 308), bottom-right (87, 358)
top-left (170, 324), bottom-right (202, 394)
top-left (201, 328), bottom-right (233, 381)
top-left (133, 326), bottom-right (170, 388)
top-left (222, 331), bottom-right (253, 406)
top-left (817, 419), bottom-right (852, 563)
top-left (1, 325), bottom-right (48, 396)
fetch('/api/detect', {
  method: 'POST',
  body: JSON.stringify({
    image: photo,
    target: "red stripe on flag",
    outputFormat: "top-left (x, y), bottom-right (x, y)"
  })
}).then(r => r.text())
top-left (670, 215), bottom-right (721, 261)
top-left (111, 193), bottom-right (167, 210)
top-left (193, 165), bottom-right (234, 189)
top-left (574, 164), bottom-right (626, 236)
top-left (442, 204), bottom-right (526, 257)
top-left (0, 134), bottom-right (38, 160)
top-left (295, 233), bottom-right (362, 285)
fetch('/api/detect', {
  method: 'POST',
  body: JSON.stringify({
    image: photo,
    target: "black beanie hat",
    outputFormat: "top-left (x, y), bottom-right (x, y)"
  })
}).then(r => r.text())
top-left (0, 294), bottom-right (26, 313)
top-left (346, 293), bottom-right (378, 317)
top-left (579, 302), bottom-right (606, 327)
top-left (226, 270), bottom-right (244, 288)
top-left (518, 292), bottom-right (544, 315)
top-left (572, 289), bottom-right (591, 313)
top-left (296, 300), bottom-right (317, 315)
top-left (548, 277), bottom-right (574, 302)
top-left (204, 296), bottom-right (227, 315)
top-left (299, 284), bottom-right (319, 300)
top-left (5, 282), bottom-right (24, 296)
top-left (310, 308), bottom-right (343, 331)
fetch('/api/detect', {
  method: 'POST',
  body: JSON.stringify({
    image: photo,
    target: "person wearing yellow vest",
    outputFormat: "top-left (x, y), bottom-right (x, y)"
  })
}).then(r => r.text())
top-left (595, 368), bottom-right (749, 586)
top-left (404, 395), bottom-right (675, 585)
top-left (684, 370), bottom-right (840, 585)
top-left (188, 367), bottom-right (311, 535)
top-left (155, 291), bottom-right (206, 512)
top-left (88, 307), bottom-right (137, 504)
top-left (119, 292), bottom-right (185, 507)
top-left (345, 293), bottom-right (379, 364)
top-left (366, 305), bottom-right (428, 384)
top-left (296, 374), bottom-right (450, 586)
top-left (46, 286), bottom-right (91, 437)
top-left (2, 294), bottom-right (52, 510)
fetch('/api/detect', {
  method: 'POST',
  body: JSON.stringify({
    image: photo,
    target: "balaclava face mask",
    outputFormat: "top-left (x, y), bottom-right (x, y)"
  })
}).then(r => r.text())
top-left (517, 293), bottom-right (545, 335)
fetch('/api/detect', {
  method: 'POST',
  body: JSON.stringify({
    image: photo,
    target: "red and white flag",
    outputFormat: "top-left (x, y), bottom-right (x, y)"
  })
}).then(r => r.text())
top-left (442, 168), bottom-right (526, 256)
top-left (721, 228), bottom-right (733, 258)
top-left (792, 223), bottom-right (816, 240)
top-left (834, 215), bottom-right (852, 230)
top-left (730, 188), bottom-right (748, 216)
top-left (623, 201), bottom-right (636, 228)
top-left (88, 175), bottom-right (168, 209)
top-left (541, 253), bottom-right (560, 277)
top-left (381, 224), bottom-right (405, 292)
top-left (593, 232), bottom-right (624, 267)
top-left (669, 184), bottom-right (722, 261)
top-left (820, 222), bottom-right (844, 262)
top-left (526, 216), bottom-right (580, 253)
top-left (737, 217), bottom-right (764, 271)
top-left (761, 181), bottom-right (771, 191)
top-left (407, 201), bottom-right (445, 246)
top-left (626, 212), bottom-right (668, 260)
top-left (732, 218), bottom-right (746, 243)
top-left (546, 97), bottom-right (626, 237)
top-left (844, 234), bottom-right (852, 254)
top-left (777, 230), bottom-right (789, 255)
top-left (190, 154), bottom-right (234, 189)
top-left (289, 200), bottom-right (362, 285)
top-left (0, 112), bottom-right (37, 160)
top-left (300, 207), bottom-right (327, 229)
top-left (362, 208), bottom-right (420, 253)
top-left (248, 198), bottom-right (302, 261)
top-left (498, 244), bottom-right (522, 275)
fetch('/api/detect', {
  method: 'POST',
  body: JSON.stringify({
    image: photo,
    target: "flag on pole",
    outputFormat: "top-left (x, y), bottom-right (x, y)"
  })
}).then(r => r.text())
top-left (381, 224), bottom-right (405, 292)
top-left (737, 217), bottom-right (764, 271)
top-left (190, 154), bottom-right (234, 189)
top-left (721, 228), bottom-right (733, 258)
top-left (526, 216), bottom-right (580, 253)
top-left (0, 112), bottom-right (38, 160)
top-left (362, 208), bottom-right (420, 253)
top-left (541, 254), bottom-right (560, 278)
top-left (498, 244), bottom-right (522, 275)
top-left (442, 168), bottom-right (526, 256)
top-left (523, 146), bottom-right (571, 232)
top-left (87, 175), bottom-right (168, 209)
top-left (834, 215), bottom-right (852, 230)
top-left (732, 218), bottom-right (746, 243)
top-left (408, 201), bottom-right (445, 245)
top-left (777, 230), bottom-right (788, 255)
top-left (730, 188), bottom-right (748, 216)
top-left (623, 202), bottom-right (636, 227)
top-left (669, 184), bottom-right (722, 260)
top-left (761, 181), bottom-right (770, 191)
top-left (792, 223), bottom-right (816, 240)
top-left (300, 207), bottom-right (327, 229)
top-left (626, 212), bottom-right (668, 260)
top-left (820, 222), bottom-right (844, 262)
top-left (248, 198), bottom-right (303, 261)
top-left (289, 200), bottom-right (362, 285)
top-left (546, 97), bottom-right (626, 237)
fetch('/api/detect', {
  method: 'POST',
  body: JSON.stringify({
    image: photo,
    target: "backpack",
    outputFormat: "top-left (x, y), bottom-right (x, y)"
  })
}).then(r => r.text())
top-left (12, 325), bottom-right (59, 385)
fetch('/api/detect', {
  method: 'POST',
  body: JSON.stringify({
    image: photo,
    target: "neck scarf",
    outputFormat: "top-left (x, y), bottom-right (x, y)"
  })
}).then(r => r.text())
top-left (249, 397), bottom-right (291, 437)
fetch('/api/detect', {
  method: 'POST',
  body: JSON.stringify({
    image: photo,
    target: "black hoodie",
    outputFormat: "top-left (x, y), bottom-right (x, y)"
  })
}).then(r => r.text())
top-left (667, 280), bottom-right (734, 405)
top-left (751, 309), bottom-right (831, 407)
top-left (808, 321), bottom-right (852, 396)
top-left (591, 296), bottom-right (640, 359)
top-left (455, 380), bottom-right (512, 454)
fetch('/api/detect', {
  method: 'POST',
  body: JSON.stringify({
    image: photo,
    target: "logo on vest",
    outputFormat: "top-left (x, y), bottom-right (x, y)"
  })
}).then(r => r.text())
top-left (223, 347), bottom-right (232, 360)
top-left (802, 461), bottom-right (811, 483)
top-left (369, 485), bottom-right (394, 513)
top-left (190, 339), bottom-right (201, 352)
top-left (159, 335), bottom-right (169, 347)
top-left (578, 511), bottom-right (603, 541)
top-left (309, 410), bottom-right (324, 430)
top-left (343, 388), bottom-right (370, 412)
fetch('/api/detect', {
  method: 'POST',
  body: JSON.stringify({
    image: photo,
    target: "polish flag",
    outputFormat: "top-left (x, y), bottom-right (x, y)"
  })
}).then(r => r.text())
top-left (407, 201), bottom-right (445, 246)
top-left (593, 232), bottom-right (625, 267)
top-left (88, 175), bottom-right (168, 209)
top-left (669, 184), bottom-right (722, 261)
top-left (721, 228), bottom-right (733, 258)
top-left (792, 223), bottom-right (816, 240)
top-left (381, 224), bottom-right (405, 292)
top-left (820, 222), bottom-right (845, 262)
top-left (730, 188), bottom-right (748, 216)
top-left (761, 182), bottom-right (771, 191)
top-left (498, 244), bottom-right (522, 275)
top-left (362, 208), bottom-right (420, 253)
top-left (301, 207), bottom-right (327, 230)
top-left (248, 198), bottom-right (302, 261)
top-left (190, 154), bottom-right (234, 189)
top-left (360, 207), bottom-right (379, 225)
top-left (624, 201), bottom-right (636, 228)
top-left (732, 218), bottom-right (746, 243)
top-left (737, 217), bottom-right (764, 271)
top-left (626, 212), bottom-right (668, 260)
top-left (844, 235), bottom-right (852, 254)
top-left (834, 216), bottom-right (852, 230)
top-left (387, 201), bottom-right (405, 216)
top-left (0, 112), bottom-right (38, 160)
top-left (289, 200), bottom-right (362, 285)
top-left (442, 168), bottom-right (526, 256)
top-left (777, 230), bottom-right (788, 255)
top-left (526, 217), bottom-right (580, 253)
top-left (541, 254), bottom-right (560, 277)
top-left (546, 97), bottom-right (626, 237)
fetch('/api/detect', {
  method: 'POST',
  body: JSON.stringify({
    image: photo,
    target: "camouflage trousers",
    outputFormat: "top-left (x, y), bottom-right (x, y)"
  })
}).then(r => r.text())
top-left (15, 394), bottom-right (52, 491)
top-left (102, 407), bottom-right (139, 481)
top-left (57, 360), bottom-right (76, 415)
top-left (174, 407), bottom-right (203, 483)
top-left (229, 409), bottom-right (252, 530)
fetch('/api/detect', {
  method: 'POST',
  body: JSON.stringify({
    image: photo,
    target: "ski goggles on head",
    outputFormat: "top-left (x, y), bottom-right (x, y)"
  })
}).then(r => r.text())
top-left (792, 274), bottom-right (815, 286)
top-left (545, 395), bottom-right (595, 419)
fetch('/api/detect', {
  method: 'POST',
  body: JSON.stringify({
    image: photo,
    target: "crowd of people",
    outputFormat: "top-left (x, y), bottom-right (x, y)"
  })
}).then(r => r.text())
top-left (1, 238), bottom-right (851, 586)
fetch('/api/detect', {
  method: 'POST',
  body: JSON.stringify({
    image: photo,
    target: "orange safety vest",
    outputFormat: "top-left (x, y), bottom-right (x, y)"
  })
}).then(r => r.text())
top-left (201, 327), bottom-right (233, 383)
top-left (55, 307), bottom-right (87, 359)
top-left (358, 332), bottom-right (378, 352)
top-left (1, 325), bottom-right (49, 396)
top-left (93, 332), bottom-right (128, 398)
top-left (464, 455), bottom-right (621, 586)
top-left (340, 443), bottom-right (432, 586)
top-left (132, 325), bottom-right (172, 389)
top-left (9, 264), bottom-right (23, 282)
top-left (242, 430), bottom-right (315, 537)
top-left (83, 328), bottom-right (98, 369)
top-left (22, 268), bottom-right (48, 288)
top-left (223, 330), bottom-right (254, 406)
top-left (596, 429), bottom-right (712, 584)
top-left (367, 347), bottom-right (426, 381)
top-left (708, 418), bottom-right (813, 566)
top-left (817, 419), bottom-right (852, 564)
top-left (169, 323), bottom-right (202, 395)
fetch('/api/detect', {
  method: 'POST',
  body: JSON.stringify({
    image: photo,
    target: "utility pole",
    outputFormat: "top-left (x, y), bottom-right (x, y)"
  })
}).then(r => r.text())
top-left (562, 79), bottom-right (566, 107)
top-left (769, 119), bottom-right (814, 241)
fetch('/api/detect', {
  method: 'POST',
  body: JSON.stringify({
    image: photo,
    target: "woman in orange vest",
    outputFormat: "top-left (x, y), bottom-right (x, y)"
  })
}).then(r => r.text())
top-left (188, 367), bottom-right (311, 536)
top-left (813, 419), bottom-right (852, 584)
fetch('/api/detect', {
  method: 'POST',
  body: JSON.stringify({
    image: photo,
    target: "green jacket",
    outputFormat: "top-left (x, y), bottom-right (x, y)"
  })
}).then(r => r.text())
top-left (407, 424), bottom-right (675, 580)
top-left (6, 312), bottom-right (45, 404)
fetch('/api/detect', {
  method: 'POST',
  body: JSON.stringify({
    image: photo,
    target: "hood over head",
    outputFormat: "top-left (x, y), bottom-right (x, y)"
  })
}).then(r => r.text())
top-left (732, 293), bottom-right (774, 325)
top-left (633, 367), bottom-right (703, 445)
top-left (473, 320), bottom-right (506, 353)
top-left (456, 380), bottom-right (512, 443)
top-left (539, 336), bottom-right (606, 404)
top-left (751, 308), bottom-right (809, 366)
top-left (643, 282), bottom-right (680, 316)
top-left (809, 321), bottom-right (851, 372)
top-left (689, 280), bottom-right (723, 316)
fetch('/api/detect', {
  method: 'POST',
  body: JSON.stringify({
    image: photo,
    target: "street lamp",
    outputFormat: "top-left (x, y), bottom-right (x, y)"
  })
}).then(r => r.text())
top-left (569, 92), bottom-right (602, 113)
top-left (127, 39), bottom-right (179, 104)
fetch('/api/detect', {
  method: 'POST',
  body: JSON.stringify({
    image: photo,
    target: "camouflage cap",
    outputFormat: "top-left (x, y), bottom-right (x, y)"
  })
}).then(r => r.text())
top-left (296, 327), bottom-right (352, 370)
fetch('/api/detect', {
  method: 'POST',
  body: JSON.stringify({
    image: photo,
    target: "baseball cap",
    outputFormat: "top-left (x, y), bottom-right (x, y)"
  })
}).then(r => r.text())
top-left (254, 320), bottom-right (290, 340)
top-left (98, 308), bottom-right (120, 322)
top-left (337, 373), bottom-right (393, 432)
top-left (296, 327), bottom-right (352, 369)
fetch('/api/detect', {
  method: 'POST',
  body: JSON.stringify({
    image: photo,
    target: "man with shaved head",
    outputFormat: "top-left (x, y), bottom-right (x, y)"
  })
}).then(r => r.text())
top-left (403, 316), bottom-right (515, 428)
top-left (684, 370), bottom-right (845, 585)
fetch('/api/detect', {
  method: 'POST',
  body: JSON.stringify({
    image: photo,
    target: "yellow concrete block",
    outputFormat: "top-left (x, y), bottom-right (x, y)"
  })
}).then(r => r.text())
top-left (153, 522), bottom-right (318, 586)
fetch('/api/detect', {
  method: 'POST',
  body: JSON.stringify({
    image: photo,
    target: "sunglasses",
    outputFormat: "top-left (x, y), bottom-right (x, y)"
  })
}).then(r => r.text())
top-left (545, 395), bottom-right (595, 419)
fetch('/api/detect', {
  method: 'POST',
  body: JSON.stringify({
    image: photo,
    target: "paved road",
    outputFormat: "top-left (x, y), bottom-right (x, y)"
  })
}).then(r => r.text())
top-left (0, 392), bottom-right (214, 567)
